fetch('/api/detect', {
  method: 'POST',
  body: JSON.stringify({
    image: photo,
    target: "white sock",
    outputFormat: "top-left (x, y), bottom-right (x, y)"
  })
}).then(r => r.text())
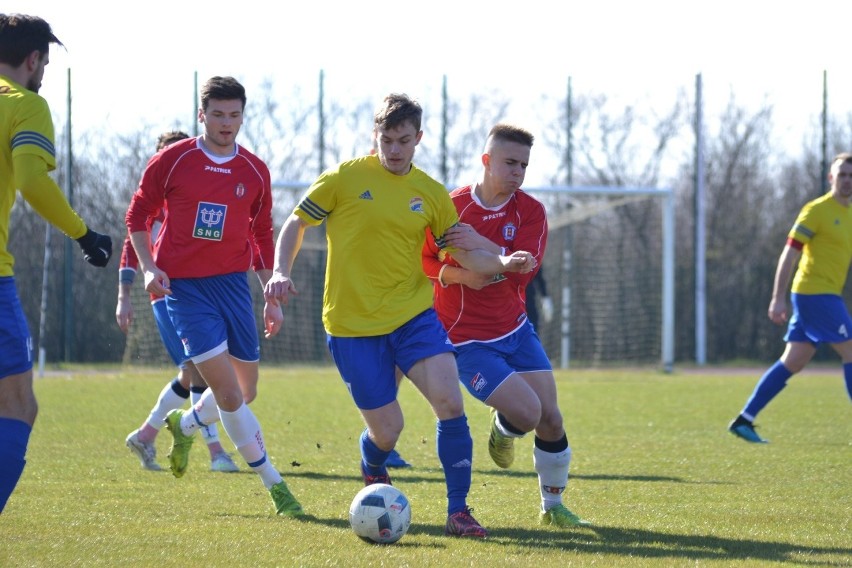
top-left (534, 444), bottom-right (571, 511)
top-left (146, 378), bottom-right (187, 429)
top-left (219, 404), bottom-right (282, 489)
top-left (179, 388), bottom-right (220, 436)
top-left (190, 388), bottom-right (220, 444)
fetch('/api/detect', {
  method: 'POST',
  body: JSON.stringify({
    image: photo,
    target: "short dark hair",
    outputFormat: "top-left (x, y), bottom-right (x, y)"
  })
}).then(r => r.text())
top-left (200, 76), bottom-right (246, 111)
top-left (156, 130), bottom-right (189, 151)
top-left (488, 123), bottom-right (534, 148)
top-left (374, 93), bottom-right (422, 132)
top-left (0, 13), bottom-right (63, 67)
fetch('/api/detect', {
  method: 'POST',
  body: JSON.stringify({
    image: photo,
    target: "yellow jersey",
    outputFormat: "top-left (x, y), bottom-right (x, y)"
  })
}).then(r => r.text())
top-left (789, 193), bottom-right (852, 295)
top-left (295, 155), bottom-right (458, 336)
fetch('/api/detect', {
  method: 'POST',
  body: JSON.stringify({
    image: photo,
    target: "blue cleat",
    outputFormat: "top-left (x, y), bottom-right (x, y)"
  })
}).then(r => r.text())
top-left (385, 449), bottom-right (412, 469)
top-left (728, 417), bottom-right (768, 444)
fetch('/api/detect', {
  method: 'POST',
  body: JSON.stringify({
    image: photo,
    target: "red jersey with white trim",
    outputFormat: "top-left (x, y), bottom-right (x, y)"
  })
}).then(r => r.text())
top-left (422, 184), bottom-right (548, 344)
top-left (125, 137), bottom-right (273, 279)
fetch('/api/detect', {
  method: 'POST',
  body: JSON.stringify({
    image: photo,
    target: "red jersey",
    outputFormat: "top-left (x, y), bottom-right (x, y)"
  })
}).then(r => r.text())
top-left (125, 137), bottom-right (273, 279)
top-left (422, 184), bottom-right (548, 344)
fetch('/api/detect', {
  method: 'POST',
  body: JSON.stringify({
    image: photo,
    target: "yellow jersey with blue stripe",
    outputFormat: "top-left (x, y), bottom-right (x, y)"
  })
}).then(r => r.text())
top-left (295, 155), bottom-right (458, 336)
top-left (789, 193), bottom-right (852, 295)
top-left (1, 75), bottom-right (85, 276)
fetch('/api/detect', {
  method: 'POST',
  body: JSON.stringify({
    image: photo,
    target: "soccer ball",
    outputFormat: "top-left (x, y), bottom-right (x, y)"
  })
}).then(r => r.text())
top-left (349, 483), bottom-right (411, 544)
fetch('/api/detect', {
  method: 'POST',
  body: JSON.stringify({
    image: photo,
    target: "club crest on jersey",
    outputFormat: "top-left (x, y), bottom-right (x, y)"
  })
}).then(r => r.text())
top-left (502, 222), bottom-right (517, 241)
top-left (409, 197), bottom-right (424, 213)
top-left (234, 183), bottom-right (246, 198)
top-left (469, 372), bottom-right (487, 393)
top-left (194, 201), bottom-right (226, 241)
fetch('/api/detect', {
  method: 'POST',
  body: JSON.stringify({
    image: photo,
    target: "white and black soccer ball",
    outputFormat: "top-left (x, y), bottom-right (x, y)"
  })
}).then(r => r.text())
top-left (349, 483), bottom-right (411, 544)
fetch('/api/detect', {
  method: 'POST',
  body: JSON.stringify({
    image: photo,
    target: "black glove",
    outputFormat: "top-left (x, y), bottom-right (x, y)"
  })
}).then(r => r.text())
top-left (75, 228), bottom-right (112, 267)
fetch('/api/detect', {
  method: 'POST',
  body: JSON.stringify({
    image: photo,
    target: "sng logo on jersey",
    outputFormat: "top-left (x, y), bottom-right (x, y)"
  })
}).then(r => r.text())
top-left (234, 183), bottom-right (246, 198)
top-left (502, 222), bottom-right (517, 241)
top-left (194, 201), bottom-right (227, 241)
top-left (469, 372), bottom-right (487, 393)
top-left (409, 197), bottom-right (424, 213)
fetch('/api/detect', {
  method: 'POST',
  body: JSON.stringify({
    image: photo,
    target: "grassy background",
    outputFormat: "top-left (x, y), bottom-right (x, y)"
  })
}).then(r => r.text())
top-left (0, 366), bottom-right (849, 567)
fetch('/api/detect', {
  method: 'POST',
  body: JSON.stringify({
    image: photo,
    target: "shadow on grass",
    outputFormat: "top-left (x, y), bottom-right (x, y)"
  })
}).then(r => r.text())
top-left (280, 468), bottom-right (718, 486)
top-left (289, 514), bottom-right (851, 564)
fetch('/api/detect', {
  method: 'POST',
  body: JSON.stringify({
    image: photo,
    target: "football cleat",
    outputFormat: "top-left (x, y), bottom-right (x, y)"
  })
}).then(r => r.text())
top-left (540, 504), bottom-right (591, 527)
top-left (385, 449), bottom-right (412, 469)
top-left (728, 416), bottom-right (769, 444)
top-left (164, 409), bottom-right (195, 477)
top-left (210, 451), bottom-right (240, 473)
top-left (488, 408), bottom-right (515, 468)
top-left (270, 480), bottom-right (305, 517)
top-left (445, 506), bottom-right (488, 538)
top-left (125, 430), bottom-right (162, 471)
top-left (360, 460), bottom-right (392, 486)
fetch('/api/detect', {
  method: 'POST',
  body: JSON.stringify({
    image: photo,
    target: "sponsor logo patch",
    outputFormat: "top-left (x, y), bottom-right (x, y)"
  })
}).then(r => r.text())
top-left (470, 372), bottom-right (487, 393)
top-left (194, 201), bottom-right (226, 241)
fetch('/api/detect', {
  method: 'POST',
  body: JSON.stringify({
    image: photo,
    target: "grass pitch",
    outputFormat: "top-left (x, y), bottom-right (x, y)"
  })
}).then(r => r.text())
top-left (1, 366), bottom-right (849, 567)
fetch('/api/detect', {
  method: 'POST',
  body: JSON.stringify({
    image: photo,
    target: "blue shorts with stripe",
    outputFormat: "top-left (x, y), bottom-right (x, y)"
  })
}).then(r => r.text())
top-left (327, 308), bottom-right (455, 410)
top-left (166, 272), bottom-right (260, 363)
top-left (0, 277), bottom-right (33, 378)
top-left (455, 319), bottom-right (552, 402)
top-left (151, 298), bottom-right (191, 368)
top-left (785, 293), bottom-right (852, 345)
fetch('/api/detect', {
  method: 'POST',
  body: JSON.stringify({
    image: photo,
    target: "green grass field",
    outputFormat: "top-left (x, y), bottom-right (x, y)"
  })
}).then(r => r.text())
top-left (1, 366), bottom-right (849, 567)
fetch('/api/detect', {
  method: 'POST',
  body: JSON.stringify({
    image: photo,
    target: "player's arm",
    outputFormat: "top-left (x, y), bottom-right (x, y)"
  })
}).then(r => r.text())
top-left (421, 229), bottom-right (494, 290)
top-left (14, 153), bottom-right (87, 238)
top-left (115, 236), bottom-right (137, 334)
top-left (768, 241), bottom-right (802, 325)
top-left (264, 213), bottom-right (309, 306)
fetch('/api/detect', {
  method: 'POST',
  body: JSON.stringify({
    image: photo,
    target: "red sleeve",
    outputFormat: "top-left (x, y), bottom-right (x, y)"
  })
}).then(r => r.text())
top-left (422, 228), bottom-right (448, 282)
top-left (502, 196), bottom-right (548, 287)
top-left (250, 161), bottom-right (275, 271)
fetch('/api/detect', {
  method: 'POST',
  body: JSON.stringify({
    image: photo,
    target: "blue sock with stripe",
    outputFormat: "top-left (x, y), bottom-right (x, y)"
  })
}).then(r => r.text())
top-left (436, 415), bottom-right (472, 515)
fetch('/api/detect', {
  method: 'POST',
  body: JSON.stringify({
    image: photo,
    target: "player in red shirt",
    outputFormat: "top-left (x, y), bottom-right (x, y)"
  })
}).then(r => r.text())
top-left (423, 124), bottom-right (589, 528)
top-left (119, 130), bottom-right (238, 474)
top-left (125, 76), bottom-right (302, 517)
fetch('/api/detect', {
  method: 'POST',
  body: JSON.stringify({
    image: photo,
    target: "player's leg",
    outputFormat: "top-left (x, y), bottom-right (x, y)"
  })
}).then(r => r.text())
top-left (327, 334), bottom-right (400, 485)
top-left (386, 367), bottom-right (413, 468)
top-left (397, 309), bottom-right (485, 537)
top-left (0, 278), bottom-right (38, 513)
top-left (185, 362), bottom-right (237, 472)
top-left (830, 339), bottom-right (852, 401)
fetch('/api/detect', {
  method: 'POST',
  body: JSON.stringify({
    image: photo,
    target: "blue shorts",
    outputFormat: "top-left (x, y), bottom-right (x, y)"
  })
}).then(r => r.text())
top-left (785, 293), bottom-right (852, 345)
top-left (166, 273), bottom-right (260, 363)
top-left (327, 308), bottom-right (455, 410)
top-left (455, 320), bottom-right (552, 402)
top-left (0, 277), bottom-right (33, 378)
top-left (151, 298), bottom-right (190, 368)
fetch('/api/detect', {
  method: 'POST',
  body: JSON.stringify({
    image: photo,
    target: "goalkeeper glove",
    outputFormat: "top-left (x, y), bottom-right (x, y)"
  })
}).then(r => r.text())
top-left (75, 228), bottom-right (112, 267)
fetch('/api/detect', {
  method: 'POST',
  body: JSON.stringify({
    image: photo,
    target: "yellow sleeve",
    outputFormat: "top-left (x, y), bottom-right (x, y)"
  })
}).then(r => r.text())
top-left (14, 153), bottom-right (87, 239)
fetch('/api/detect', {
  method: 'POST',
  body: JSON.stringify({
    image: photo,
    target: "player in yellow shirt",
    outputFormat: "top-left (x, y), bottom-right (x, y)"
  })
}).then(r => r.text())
top-left (0, 13), bottom-right (112, 513)
top-left (729, 152), bottom-right (852, 443)
top-left (265, 93), bottom-right (536, 537)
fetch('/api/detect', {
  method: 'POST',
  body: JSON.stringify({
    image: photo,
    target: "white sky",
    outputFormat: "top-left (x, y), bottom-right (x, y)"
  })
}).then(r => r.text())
top-left (9, 0), bottom-right (852, 184)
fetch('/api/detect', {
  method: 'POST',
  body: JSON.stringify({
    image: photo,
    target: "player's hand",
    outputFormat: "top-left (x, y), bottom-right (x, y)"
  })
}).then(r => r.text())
top-left (76, 228), bottom-right (112, 267)
top-left (115, 296), bottom-right (134, 334)
top-left (501, 251), bottom-right (537, 274)
top-left (768, 298), bottom-right (788, 325)
top-left (264, 273), bottom-right (298, 305)
top-left (445, 223), bottom-right (492, 251)
top-left (143, 267), bottom-right (171, 296)
top-left (263, 301), bottom-right (284, 338)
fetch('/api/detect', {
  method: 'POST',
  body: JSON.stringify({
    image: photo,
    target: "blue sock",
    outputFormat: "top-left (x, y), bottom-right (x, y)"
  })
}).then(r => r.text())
top-left (359, 429), bottom-right (390, 474)
top-left (844, 363), bottom-right (852, 402)
top-left (742, 360), bottom-right (793, 420)
top-left (0, 417), bottom-right (32, 514)
top-left (436, 415), bottom-right (472, 515)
